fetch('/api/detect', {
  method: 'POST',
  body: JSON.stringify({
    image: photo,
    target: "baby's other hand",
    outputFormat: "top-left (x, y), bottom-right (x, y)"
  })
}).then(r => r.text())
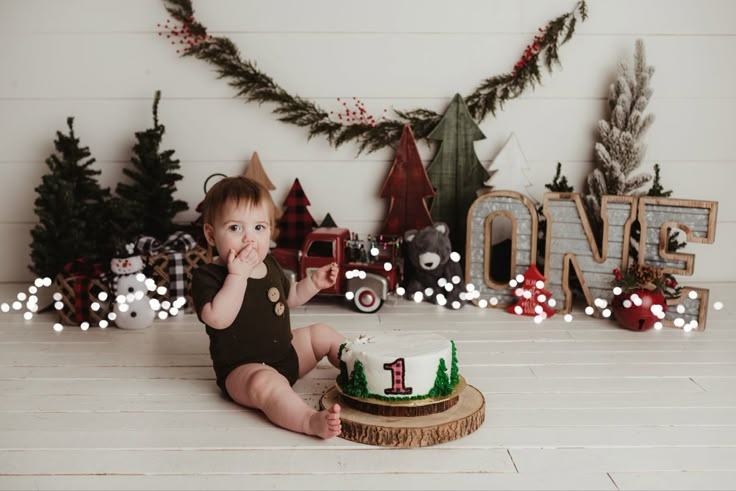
top-left (311, 262), bottom-right (339, 290)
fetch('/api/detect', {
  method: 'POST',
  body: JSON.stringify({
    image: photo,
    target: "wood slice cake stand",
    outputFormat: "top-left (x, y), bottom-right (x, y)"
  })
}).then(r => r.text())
top-left (319, 375), bottom-right (485, 448)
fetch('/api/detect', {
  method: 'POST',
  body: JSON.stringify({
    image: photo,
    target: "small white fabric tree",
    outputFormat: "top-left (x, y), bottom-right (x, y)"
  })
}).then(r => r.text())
top-left (584, 39), bottom-right (655, 222)
top-left (481, 133), bottom-right (534, 199)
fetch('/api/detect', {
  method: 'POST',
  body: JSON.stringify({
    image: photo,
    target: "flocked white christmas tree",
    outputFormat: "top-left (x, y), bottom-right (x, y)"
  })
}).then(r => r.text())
top-left (584, 39), bottom-right (655, 225)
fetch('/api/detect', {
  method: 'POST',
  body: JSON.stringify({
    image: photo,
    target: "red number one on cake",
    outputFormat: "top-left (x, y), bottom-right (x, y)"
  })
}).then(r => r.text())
top-left (383, 358), bottom-right (413, 395)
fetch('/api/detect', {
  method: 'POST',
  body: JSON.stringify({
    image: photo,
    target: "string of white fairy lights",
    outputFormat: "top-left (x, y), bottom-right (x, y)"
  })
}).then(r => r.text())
top-left (342, 247), bottom-right (725, 329)
top-left (0, 274), bottom-right (186, 332)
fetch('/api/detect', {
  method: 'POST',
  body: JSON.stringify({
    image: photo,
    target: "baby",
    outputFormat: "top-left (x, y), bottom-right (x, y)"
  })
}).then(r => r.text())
top-left (192, 176), bottom-right (345, 438)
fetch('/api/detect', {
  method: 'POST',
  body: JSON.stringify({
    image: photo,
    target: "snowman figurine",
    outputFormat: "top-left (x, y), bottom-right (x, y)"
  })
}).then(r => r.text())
top-left (110, 244), bottom-right (156, 330)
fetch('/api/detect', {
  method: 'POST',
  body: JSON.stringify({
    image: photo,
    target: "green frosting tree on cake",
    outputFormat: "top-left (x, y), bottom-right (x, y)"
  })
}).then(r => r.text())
top-left (450, 340), bottom-right (459, 385)
top-left (429, 358), bottom-right (452, 397)
top-left (345, 360), bottom-right (369, 398)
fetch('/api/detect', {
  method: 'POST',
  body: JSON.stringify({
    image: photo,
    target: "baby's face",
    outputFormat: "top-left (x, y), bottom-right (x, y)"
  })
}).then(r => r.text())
top-left (205, 200), bottom-right (272, 264)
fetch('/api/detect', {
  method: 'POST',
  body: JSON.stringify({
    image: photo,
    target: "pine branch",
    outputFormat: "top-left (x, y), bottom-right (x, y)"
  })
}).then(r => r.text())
top-left (160, 0), bottom-right (587, 153)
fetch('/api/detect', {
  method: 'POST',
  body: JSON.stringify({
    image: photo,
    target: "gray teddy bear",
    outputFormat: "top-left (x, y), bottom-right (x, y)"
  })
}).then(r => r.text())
top-left (403, 222), bottom-right (466, 309)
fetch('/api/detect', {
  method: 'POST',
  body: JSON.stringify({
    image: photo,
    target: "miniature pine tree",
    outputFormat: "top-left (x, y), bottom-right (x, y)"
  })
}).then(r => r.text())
top-left (427, 94), bottom-right (490, 253)
top-left (647, 163), bottom-right (672, 198)
top-left (545, 162), bottom-right (574, 193)
top-left (429, 358), bottom-right (452, 397)
top-left (277, 178), bottom-right (317, 249)
top-left (379, 125), bottom-right (435, 237)
top-left (30, 117), bottom-right (112, 278)
top-left (319, 213), bottom-right (338, 228)
top-left (584, 39), bottom-right (654, 229)
top-left (114, 91), bottom-right (188, 241)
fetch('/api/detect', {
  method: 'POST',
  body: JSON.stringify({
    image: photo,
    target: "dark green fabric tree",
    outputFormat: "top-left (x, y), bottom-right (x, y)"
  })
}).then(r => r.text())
top-left (30, 117), bottom-right (112, 278)
top-left (114, 91), bottom-right (187, 242)
top-left (427, 93), bottom-right (489, 254)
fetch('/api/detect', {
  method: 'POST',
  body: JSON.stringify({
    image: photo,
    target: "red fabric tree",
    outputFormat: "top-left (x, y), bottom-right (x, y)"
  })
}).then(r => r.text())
top-left (506, 265), bottom-right (556, 318)
top-left (277, 178), bottom-right (317, 249)
top-left (379, 125), bottom-right (435, 237)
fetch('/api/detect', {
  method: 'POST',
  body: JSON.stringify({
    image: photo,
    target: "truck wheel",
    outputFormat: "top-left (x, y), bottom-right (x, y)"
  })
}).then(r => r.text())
top-left (353, 286), bottom-right (383, 313)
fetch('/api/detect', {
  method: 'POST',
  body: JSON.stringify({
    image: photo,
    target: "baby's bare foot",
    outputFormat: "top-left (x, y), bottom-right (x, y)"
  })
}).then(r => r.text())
top-left (309, 404), bottom-right (341, 439)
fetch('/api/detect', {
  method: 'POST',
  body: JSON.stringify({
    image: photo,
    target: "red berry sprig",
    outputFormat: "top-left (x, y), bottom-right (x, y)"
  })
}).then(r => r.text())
top-left (330, 97), bottom-right (388, 127)
top-left (157, 17), bottom-right (212, 54)
top-left (513, 26), bottom-right (547, 77)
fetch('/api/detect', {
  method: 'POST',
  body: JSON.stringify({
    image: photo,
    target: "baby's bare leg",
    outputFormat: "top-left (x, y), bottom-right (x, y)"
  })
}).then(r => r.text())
top-left (225, 363), bottom-right (341, 439)
top-left (291, 323), bottom-right (347, 376)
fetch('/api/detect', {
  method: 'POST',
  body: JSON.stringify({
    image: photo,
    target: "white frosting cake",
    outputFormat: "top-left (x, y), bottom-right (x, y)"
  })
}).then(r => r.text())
top-left (337, 332), bottom-right (457, 400)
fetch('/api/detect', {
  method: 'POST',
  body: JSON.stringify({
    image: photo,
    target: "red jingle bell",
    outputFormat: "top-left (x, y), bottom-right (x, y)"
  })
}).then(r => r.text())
top-left (611, 288), bottom-right (666, 331)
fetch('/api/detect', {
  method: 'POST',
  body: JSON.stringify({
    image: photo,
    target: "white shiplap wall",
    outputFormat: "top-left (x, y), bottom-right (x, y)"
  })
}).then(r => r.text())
top-left (1, 0), bottom-right (734, 282)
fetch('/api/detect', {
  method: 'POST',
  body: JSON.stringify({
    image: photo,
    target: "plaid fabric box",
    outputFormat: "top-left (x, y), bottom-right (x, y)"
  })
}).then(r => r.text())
top-left (138, 234), bottom-right (211, 312)
top-left (54, 270), bottom-right (112, 327)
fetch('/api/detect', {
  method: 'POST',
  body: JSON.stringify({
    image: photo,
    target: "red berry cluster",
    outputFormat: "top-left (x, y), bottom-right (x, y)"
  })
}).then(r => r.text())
top-left (613, 268), bottom-right (622, 281)
top-left (157, 17), bottom-right (212, 54)
top-left (331, 97), bottom-right (387, 127)
top-left (513, 26), bottom-right (547, 77)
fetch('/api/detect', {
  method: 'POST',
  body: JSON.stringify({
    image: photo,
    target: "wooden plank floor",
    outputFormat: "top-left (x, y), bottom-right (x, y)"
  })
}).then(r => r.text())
top-left (1, 282), bottom-right (735, 490)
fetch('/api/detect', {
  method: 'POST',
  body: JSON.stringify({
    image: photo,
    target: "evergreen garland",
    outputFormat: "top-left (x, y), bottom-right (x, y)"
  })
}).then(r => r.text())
top-left (161, 0), bottom-right (587, 153)
top-left (113, 91), bottom-right (188, 242)
top-left (30, 117), bottom-right (112, 278)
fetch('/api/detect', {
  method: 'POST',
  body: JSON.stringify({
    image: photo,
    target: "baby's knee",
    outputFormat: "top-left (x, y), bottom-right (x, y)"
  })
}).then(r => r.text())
top-left (246, 369), bottom-right (282, 406)
top-left (310, 322), bottom-right (339, 338)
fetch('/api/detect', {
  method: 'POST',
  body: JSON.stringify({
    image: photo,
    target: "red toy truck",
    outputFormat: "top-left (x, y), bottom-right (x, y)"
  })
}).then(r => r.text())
top-left (271, 227), bottom-right (402, 313)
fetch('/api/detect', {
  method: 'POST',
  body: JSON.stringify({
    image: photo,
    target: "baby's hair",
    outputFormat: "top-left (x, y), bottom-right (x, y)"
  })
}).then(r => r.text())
top-left (201, 176), bottom-right (274, 227)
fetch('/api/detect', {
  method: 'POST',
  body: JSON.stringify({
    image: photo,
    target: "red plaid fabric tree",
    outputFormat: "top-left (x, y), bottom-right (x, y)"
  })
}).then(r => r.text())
top-left (506, 265), bottom-right (556, 318)
top-left (379, 125), bottom-right (435, 237)
top-left (277, 178), bottom-right (317, 249)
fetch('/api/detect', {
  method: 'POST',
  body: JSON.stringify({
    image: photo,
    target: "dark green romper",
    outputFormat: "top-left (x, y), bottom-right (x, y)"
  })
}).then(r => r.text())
top-left (191, 254), bottom-right (299, 397)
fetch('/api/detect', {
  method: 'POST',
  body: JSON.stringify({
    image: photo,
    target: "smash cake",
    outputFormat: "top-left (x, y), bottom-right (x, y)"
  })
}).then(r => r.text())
top-left (337, 332), bottom-right (460, 402)
top-left (323, 331), bottom-right (485, 447)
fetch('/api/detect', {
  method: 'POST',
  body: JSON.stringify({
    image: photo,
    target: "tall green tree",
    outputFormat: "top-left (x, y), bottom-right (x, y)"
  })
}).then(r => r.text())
top-left (427, 94), bottom-right (489, 253)
top-left (114, 91), bottom-right (188, 242)
top-left (30, 117), bottom-right (112, 278)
